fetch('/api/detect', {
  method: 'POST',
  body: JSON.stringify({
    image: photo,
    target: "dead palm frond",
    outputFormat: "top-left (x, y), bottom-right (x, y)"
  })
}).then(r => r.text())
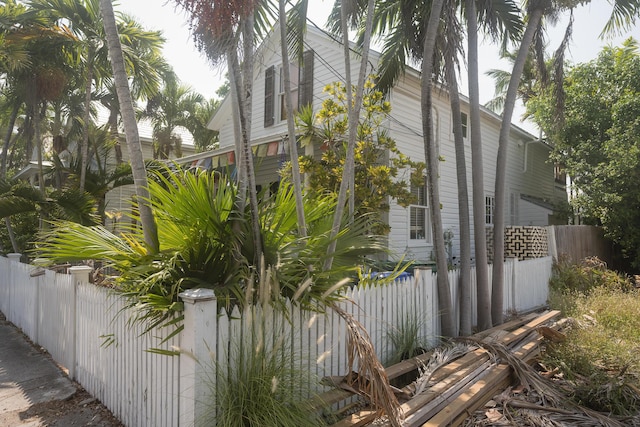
top-left (409, 342), bottom-right (476, 396)
top-left (466, 337), bottom-right (629, 427)
top-left (331, 303), bottom-right (403, 427)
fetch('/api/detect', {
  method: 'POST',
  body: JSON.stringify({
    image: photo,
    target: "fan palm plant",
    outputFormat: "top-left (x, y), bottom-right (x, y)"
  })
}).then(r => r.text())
top-left (37, 164), bottom-right (388, 328)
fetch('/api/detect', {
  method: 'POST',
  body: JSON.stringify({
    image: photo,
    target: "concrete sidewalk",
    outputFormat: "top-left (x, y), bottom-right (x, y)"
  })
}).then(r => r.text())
top-left (0, 313), bottom-right (122, 426)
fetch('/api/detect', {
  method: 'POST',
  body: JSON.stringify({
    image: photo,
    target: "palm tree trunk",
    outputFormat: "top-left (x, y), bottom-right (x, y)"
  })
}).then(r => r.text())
top-left (1, 102), bottom-right (20, 178)
top-left (79, 47), bottom-right (95, 192)
top-left (325, 0), bottom-right (375, 271)
top-left (421, 0), bottom-right (454, 337)
top-left (227, 16), bottom-right (262, 265)
top-left (99, 0), bottom-right (159, 253)
top-left (5, 218), bottom-right (18, 253)
top-left (445, 56), bottom-right (472, 337)
top-left (492, 7), bottom-right (544, 325)
top-left (35, 102), bottom-right (46, 198)
top-left (466, 0), bottom-right (491, 330)
top-left (279, 0), bottom-right (307, 237)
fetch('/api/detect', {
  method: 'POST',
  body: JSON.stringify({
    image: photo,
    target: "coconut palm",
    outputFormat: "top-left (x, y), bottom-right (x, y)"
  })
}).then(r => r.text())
top-left (99, 0), bottom-right (158, 253)
top-left (488, 1), bottom-right (640, 315)
top-left (323, 0), bottom-right (378, 274)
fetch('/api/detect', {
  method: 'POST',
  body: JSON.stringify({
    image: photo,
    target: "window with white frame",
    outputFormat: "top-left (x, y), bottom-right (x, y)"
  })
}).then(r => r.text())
top-left (452, 112), bottom-right (468, 139)
top-left (279, 63), bottom-right (299, 121)
top-left (264, 50), bottom-right (314, 128)
top-left (409, 182), bottom-right (430, 241)
top-left (461, 112), bottom-right (468, 138)
top-left (485, 194), bottom-right (495, 225)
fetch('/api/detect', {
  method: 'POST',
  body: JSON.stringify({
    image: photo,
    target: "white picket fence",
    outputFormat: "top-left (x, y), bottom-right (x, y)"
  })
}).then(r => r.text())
top-left (0, 254), bottom-right (552, 426)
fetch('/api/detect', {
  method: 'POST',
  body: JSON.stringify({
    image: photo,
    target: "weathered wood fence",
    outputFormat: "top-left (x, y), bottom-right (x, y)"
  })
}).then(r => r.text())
top-left (0, 254), bottom-right (552, 426)
top-left (548, 225), bottom-right (614, 265)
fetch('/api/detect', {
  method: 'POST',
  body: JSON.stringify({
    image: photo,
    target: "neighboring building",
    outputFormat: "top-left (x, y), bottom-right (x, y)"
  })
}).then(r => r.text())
top-left (104, 116), bottom-right (195, 230)
top-left (177, 24), bottom-right (567, 264)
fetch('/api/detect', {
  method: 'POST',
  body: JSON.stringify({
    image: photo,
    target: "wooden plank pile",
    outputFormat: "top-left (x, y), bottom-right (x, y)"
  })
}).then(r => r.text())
top-left (315, 310), bottom-right (563, 427)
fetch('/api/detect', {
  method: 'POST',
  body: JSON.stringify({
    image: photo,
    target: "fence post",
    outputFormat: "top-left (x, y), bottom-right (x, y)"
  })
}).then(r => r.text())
top-left (178, 288), bottom-right (217, 427)
top-left (414, 266), bottom-right (437, 346)
top-left (7, 253), bottom-right (21, 323)
top-left (31, 258), bottom-right (48, 345)
top-left (69, 266), bottom-right (92, 380)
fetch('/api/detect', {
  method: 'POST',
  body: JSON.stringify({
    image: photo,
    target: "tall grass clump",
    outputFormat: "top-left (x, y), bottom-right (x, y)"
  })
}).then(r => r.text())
top-left (207, 275), bottom-right (326, 427)
top-left (385, 312), bottom-right (429, 366)
top-left (545, 257), bottom-right (640, 415)
top-left (213, 334), bottom-right (325, 427)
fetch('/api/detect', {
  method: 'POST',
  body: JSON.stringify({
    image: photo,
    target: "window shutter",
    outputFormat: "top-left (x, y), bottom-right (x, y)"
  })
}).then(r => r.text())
top-left (264, 65), bottom-right (275, 127)
top-left (298, 50), bottom-right (314, 108)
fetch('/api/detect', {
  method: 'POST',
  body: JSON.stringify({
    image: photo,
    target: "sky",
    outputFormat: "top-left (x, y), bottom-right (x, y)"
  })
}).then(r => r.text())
top-left (121, 1), bottom-right (640, 131)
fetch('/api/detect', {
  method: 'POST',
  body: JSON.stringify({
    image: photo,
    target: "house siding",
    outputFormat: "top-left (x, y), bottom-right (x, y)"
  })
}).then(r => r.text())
top-left (206, 25), bottom-right (565, 264)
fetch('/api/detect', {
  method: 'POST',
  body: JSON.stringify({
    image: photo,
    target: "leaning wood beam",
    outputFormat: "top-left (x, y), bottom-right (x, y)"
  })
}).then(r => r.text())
top-left (311, 351), bottom-right (435, 411)
top-left (402, 358), bottom-right (494, 426)
top-left (472, 311), bottom-right (539, 340)
top-left (492, 310), bottom-right (560, 348)
top-left (324, 311), bottom-right (561, 426)
top-left (421, 334), bottom-right (545, 427)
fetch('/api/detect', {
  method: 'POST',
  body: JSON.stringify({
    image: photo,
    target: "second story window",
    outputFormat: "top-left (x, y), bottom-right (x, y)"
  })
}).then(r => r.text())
top-left (279, 64), bottom-right (299, 121)
top-left (461, 112), bottom-right (468, 138)
top-left (485, 194), bottom-right (495, 225)
top-left (264, 50), bottom-right (314, 128)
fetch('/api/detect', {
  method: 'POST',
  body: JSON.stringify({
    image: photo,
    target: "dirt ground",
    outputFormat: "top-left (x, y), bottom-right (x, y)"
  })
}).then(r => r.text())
top-left (0, 313), bottom-right (124, 427)
top-left (0, 385), bottom-right (125, 427)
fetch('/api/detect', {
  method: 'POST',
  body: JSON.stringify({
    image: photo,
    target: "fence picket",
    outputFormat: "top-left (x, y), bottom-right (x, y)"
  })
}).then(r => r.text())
top-left (0, 255), bottom-right (552, 426)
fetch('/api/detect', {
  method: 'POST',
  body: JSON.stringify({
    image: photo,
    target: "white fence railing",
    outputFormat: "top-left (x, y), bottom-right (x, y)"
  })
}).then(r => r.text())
top-left (0, 254), bottom-right (552, 426)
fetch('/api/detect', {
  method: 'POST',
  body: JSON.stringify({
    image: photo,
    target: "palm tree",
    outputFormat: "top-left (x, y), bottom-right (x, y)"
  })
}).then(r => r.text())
top-left (436, 0), bottom-right (472, 336)
top-left (172, 0), bottom-right (273, 266)
top-left (324, 0), bottom-right (377, 271)
top-left (363, 0), bottom-right (453, 336)
top-left (184, 97), bottom-right (220, 152)
top-left (278, 0), bottom-right (307, 237)
top-left (99, 0), bottom-right (158, 253)
top-left (466, 0), bottom-right (522, 330)
top-left (138, 72), bottom-right (204, 159)
top-left (101, 14), bottom-right (168, 164)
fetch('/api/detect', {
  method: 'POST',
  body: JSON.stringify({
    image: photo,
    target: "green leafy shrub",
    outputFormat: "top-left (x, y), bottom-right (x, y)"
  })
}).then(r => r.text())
top-left (549, 256), bottom-right (632, 296)
top-left (545, 259), bottom-right (640, 415)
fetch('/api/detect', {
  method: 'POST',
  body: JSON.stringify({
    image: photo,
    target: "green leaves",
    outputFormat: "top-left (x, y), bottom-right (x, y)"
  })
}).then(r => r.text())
top-left (38, 164), bottom-right (388, 330)
top-left (530, 39), bottom-right (640, 266)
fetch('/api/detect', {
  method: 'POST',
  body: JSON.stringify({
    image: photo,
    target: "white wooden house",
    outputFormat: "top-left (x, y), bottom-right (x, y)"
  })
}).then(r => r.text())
top-left (178, 24), bottom-right (567, 264)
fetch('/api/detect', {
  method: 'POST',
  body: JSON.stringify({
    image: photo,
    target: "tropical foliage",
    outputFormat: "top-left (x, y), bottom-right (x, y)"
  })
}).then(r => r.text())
top-left (528, 39), bottom-right (640, 267)
top-left (36, 165), bottom-right (388, 328)
top-left (287, 80), bottom-right (424, 234)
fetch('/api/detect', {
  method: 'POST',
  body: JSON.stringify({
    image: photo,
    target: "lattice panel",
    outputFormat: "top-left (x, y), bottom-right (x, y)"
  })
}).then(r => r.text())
top-left (486, 226), bottom-right (548, 262)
